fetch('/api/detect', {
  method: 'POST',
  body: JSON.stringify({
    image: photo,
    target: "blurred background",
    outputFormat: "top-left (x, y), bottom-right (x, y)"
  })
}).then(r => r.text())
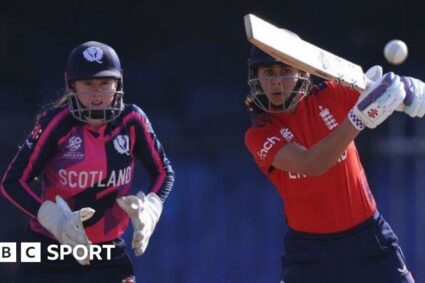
top-left (0, 0), bottom-right (424, 282)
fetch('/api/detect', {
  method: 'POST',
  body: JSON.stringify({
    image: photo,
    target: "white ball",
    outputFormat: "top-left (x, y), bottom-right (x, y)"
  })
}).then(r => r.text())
top-left (384, 39), bottom-right (408, 65)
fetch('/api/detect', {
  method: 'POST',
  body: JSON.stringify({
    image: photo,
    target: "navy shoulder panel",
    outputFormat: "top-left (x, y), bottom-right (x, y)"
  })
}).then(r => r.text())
top-left (309, 82), bottom-right (329, 96)
top-left (129, 104), bottom-right (146, 116)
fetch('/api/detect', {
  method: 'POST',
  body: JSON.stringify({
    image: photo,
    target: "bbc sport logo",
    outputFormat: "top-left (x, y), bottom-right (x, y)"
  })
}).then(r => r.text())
top-left (0, 242), bottom-right (115, 263)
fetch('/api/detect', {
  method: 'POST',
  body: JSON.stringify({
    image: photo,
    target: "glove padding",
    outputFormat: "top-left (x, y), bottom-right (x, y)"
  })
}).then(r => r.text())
top-left (37, 195), bottom-right (95, 265)
top-left (363, 65), bottom-right (414, 112)
top-left (348, 72), bottom-right (406, 130)
top-left (117, 192), bottom-right (163, 256)
top-left (364, 65), bottom-right (383, 82)
top-left (401, 76), bottom-right (425, 118)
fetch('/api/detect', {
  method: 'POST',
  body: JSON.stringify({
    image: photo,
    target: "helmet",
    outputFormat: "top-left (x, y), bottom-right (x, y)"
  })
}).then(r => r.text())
top-left (247, 45), bottom-right (281, 68)
top-left (65, 41), bottom-right (124, 122)
top-left (247, 46), bottom-right (310, 113)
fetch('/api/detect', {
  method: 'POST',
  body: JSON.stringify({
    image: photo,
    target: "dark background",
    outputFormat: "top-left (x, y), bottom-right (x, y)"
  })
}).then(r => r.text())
top-left (0, 0), bottom-right (424, 282)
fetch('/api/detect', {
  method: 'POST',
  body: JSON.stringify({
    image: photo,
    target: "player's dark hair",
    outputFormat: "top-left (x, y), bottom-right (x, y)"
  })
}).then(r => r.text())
top-left (245, 95), bottom-right (263, 116)
top-left (245, 95), bottom-right (273, 127)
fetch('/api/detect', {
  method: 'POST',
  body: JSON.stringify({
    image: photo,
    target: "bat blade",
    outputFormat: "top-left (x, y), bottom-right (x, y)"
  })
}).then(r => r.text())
top-left (244, 14), bottom-right (367, 91)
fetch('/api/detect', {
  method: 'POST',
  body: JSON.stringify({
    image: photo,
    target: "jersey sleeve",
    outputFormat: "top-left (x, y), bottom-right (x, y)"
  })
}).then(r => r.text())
top-left (322, 81), bottom-right (360, 112)
top-left (245, 126), bottom-right (289, 171)
top-left (131, 105), bottom-right (175, 202)
top-left (1, 108), bottom-right (68, 218)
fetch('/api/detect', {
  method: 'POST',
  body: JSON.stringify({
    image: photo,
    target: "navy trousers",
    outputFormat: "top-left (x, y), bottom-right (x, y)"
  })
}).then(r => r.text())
top-left (281, 212), bottom-right (414, 283)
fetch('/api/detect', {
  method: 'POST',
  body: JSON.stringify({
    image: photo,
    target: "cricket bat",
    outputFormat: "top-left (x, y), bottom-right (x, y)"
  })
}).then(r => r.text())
top-left (244, 14), bottom-right (367, 91)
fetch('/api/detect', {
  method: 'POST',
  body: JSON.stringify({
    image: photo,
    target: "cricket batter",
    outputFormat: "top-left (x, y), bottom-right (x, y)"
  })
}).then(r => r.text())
top-left (245, 46), bottom-right (424, 283)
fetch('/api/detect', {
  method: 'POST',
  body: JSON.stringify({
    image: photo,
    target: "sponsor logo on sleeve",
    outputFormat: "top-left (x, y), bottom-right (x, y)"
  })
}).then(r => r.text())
top-left (25, 123), bottom-right (43, 149)
top-left (31, 123), bottom-right (43, 140)
top-left (257, 136), bottom-right (281, 161)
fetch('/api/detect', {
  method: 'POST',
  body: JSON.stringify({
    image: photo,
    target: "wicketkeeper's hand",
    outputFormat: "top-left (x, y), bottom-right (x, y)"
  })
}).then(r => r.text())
top-left (37, 195), bottom-right (95, 265)
top-left (348, 72), bottom-right (406, 130)
top-left (117, 191), bottom-right (163, 256)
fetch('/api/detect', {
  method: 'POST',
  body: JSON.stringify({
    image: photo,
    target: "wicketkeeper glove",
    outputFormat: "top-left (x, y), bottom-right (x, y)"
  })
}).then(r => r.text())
top-left (37, 195), bottom-right (95, 265)
top-left (348, 71), bottom-right (406, 130)
top-left (117, 192), bottom-right (162, 256)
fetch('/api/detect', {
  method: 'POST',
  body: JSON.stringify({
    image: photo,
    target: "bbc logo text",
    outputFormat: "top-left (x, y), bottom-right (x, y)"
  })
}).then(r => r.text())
top-left (0, 242), bottom-right (115, 262)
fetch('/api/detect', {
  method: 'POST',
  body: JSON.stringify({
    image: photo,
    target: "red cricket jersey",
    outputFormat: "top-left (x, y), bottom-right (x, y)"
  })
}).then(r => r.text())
top-left (245, 82), bottom-right (376, 233)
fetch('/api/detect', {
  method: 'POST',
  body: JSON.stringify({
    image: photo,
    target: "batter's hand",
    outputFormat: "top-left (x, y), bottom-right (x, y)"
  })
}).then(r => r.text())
top-left (348, 72), bottom-right (406, 130)
top-left (117, 192), bottom-right (162, 256)
top-left (364, 65), bottom-right (383, 82)
top-left (400, 76), bottom-right (425, 118)
top-left (364, 65), bottom-right (413, 112)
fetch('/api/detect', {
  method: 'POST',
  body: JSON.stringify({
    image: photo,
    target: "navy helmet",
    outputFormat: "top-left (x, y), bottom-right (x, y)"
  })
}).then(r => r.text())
top-left (247, 46), bottom-right (281, 69)
top-left (66, 41), bottom-right (122, 82)
top-left (247, 46), bottom-right (310, 113)
top-left (65, 41), bottom-right (124, 122)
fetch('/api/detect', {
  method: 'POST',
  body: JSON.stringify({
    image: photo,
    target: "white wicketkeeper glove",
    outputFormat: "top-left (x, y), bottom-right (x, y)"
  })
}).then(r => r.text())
top-left (37, 195), bottom-right (95, 265)
top-left (400, 76), bottom-right (425, 118)
top-left (117, 192), bottom-right (163, 256)
top-left (348, 71), bottom-right (406, 130)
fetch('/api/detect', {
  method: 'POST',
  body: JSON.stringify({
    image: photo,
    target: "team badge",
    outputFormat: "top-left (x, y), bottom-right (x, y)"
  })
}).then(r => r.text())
top-left (113, 134), bottom-right (130, 155)
top-left (319, 105), bottom-right (338, 130)
top-left (83, 46), bottom-right (103, 63)
top-left (279, 128), bottom-right (294, 142)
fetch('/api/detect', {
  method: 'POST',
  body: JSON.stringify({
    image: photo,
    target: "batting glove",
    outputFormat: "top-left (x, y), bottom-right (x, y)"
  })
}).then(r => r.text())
top-left (348, 72), bottom-right (406, 130)
top-left (37, 195), bottom-right (95, 265)
top-left (362, 65), bottom-right (413, 112)
top-left (400, 76), bottom-right (425, 118)
top-left (364, 65), bottom-right (383, 82)
top-left (117, 191), bottom-right (162, 256)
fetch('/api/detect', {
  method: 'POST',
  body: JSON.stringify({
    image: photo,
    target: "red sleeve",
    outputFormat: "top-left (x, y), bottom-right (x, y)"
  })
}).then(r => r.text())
top-left (321, 81), bottom-right (360, 112)
top-left (244, 126), bottom-right (289, 171)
